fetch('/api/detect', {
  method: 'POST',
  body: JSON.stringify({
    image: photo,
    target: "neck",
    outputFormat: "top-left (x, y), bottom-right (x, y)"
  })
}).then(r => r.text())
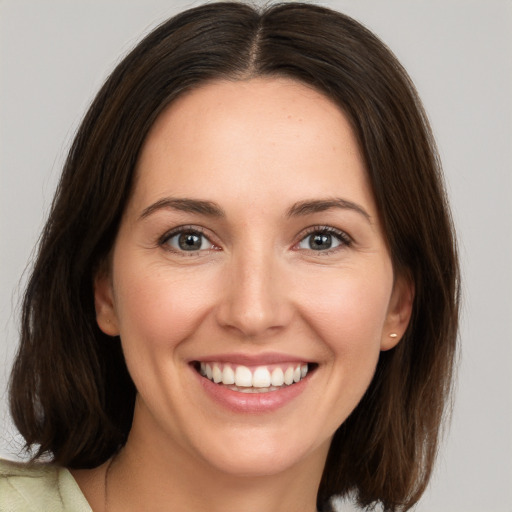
top-left (105, 419), bottom-right (327, 512)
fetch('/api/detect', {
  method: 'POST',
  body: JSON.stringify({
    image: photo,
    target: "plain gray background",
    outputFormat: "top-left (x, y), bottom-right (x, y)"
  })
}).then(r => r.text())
top-left (1, 1), bottom-right (511, 511)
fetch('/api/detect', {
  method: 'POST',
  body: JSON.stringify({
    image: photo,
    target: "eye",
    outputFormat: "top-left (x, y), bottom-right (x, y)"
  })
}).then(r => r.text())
top-left (162, 228), bottom-right (215, 252)
top-left (296, 227), bottom-right (351, 252)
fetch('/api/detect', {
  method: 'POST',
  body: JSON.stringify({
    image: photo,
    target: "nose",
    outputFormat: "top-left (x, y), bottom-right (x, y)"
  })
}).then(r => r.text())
top-left (215, 246), bottom-right (293, 339)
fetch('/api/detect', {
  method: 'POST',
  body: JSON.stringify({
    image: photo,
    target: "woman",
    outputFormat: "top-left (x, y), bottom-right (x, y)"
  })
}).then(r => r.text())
top-left (0, 2), bottom-right (459, 511)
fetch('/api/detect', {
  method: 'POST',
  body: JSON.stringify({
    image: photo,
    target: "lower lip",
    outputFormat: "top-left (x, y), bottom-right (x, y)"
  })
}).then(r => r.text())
top-left (194, 368), bottom-right (310, 413)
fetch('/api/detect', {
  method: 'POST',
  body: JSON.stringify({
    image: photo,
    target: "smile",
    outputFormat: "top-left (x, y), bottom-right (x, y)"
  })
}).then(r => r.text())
top-left (195, 362), bottom-right (313, 393)
top-left (191, 358), bottom-right (317, 413)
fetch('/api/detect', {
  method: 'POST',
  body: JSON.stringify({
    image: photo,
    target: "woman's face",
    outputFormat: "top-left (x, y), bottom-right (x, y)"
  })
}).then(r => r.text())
top-left (95, 78), bottom-right (412, 477)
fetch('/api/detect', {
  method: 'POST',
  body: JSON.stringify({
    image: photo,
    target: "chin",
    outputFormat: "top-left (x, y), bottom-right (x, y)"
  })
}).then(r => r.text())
top-left (190, 425), bottom-right (329, 478)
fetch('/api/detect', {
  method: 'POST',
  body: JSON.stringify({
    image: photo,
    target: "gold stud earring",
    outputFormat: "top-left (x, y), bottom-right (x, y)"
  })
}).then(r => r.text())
top-left (389, 333), bottom-right (398, 338)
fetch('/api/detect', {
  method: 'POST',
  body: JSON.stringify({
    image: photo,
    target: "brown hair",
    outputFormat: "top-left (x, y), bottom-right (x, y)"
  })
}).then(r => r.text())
top-left (9, 3), bottom-right (459, 511)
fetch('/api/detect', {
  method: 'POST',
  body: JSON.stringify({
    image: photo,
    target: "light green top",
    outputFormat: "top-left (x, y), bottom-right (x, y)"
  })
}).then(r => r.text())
top-left (0, 459), bottom-right (92, 511)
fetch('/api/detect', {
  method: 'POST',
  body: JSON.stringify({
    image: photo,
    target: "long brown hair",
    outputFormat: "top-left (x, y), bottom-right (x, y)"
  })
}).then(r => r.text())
top-left (9, 3), bottom-right (459, 511)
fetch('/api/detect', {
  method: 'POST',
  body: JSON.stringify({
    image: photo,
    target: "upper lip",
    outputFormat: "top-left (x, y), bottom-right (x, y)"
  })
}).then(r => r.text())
top-left (189, 352), bottom-right (312, 366)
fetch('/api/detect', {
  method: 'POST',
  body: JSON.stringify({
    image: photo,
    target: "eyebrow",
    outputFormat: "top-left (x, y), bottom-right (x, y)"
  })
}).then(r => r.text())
top-left (139, 196), bottom-right (371, 223)
top-left (139, 198), bottom-right (225, 219)
top-left (286, 198), bottom-right (372, 223)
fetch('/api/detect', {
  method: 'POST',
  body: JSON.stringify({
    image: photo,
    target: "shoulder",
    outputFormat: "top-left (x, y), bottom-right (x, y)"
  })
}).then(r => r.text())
top-left (0, 458), bottom-right (91, 512)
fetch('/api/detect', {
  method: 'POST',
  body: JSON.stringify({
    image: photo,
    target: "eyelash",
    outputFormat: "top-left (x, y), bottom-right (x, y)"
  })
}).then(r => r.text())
top-left (158, 226), bottom-right (219, 256)
top-left (294, 226), bottom-right (352, 254)
top-left (158, 225), bottom-right (352, 256)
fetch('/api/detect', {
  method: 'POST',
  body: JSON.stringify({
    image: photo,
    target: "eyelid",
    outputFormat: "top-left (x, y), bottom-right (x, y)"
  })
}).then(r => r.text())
top-left (293, 225), bottom-right (353, 251)
top-left (158, 225), bottom-right (220, 254)
top-left (156, 224), bottom-right (351, 256)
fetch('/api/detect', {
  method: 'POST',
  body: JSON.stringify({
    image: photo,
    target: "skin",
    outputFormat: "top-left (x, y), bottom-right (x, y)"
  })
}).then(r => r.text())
top-left (74, 78), bottom-right (413, 512)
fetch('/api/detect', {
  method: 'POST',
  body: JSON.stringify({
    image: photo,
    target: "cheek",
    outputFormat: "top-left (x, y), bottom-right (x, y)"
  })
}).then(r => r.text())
top-left (298, 266), bottom-right (393, 357)
top-left (297, 267), bottom-right (393, 425)
top-left (113, 262), bottom-right (215, 352)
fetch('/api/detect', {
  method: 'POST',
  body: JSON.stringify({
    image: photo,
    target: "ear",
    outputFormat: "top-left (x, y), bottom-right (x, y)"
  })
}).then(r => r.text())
top-left (94, 265), bottom-right (120, 336)
top-left (381, 273), bottom-right (414, 351)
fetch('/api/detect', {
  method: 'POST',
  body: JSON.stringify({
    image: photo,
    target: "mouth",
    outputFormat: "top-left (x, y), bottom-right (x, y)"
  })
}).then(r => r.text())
top-left (192, 361), bottom-right (318, 394)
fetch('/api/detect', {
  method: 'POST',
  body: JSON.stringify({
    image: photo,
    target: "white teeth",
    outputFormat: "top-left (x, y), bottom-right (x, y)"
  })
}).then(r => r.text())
top-left (252, 367), bottom-right (271, 388)
top-left (200, 362), bottom-right (310, 391)
top-left (212, 364), bottom-right (222, 383)
top-left (235, 365), bottom-right (253, 387)
top-left (271, 367), bottom-right (284, 386)
top-left (284, 367), bottom-right (294, 385)
top-left (222, 364), bottom-right (235, 385)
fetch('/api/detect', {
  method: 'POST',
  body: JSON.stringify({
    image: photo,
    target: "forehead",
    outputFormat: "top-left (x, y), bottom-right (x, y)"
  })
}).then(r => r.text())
top-left (142, 77), bottom-right (362, 163)
top-left (131, 77), bottom-right (374, 217)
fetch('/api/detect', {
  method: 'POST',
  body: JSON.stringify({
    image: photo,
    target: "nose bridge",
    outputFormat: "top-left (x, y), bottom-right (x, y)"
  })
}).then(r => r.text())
top-left (217, 240), bottom-right (291, 338)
